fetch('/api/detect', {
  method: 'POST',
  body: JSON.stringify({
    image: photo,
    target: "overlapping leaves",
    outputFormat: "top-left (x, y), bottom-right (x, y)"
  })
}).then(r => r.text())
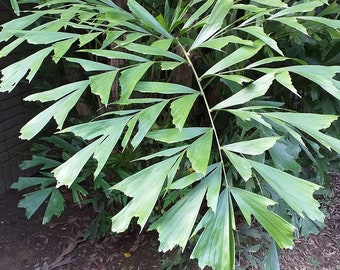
top-left (2, 1), bottom-right (340, 270)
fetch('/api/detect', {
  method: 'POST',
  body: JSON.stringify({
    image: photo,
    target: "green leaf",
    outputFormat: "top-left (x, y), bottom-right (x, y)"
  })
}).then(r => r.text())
top-left (263, 112), bottom-right (340, 153)
top-left (135, 81), bottom-right (199, 95)
top-left (182, 0), bottom-right (214, 29)
top-left (150, 180), bottom-right (208, 251)
top-left (246, 56), bottom-right (289, 69)
top-left (131, 101), bottom-right (168, 148)
top-left (43, 188), bottom-right (65, 224)
top-left (160, 61), bottom-right (183, 71)
top-left (119, 62), bottom-right (154, 100)
top-left (124, 43), bottom-right (184, 62)
top-left (11, 177), bottom-right (56, 191)
top-left (20, 85), bottom-right (87, 140)
top-left (213, 73), bottom-right (275, 109)
top-left (231, 187), bottom-right (295, 249)
top-left (275, 70), bottom-right (300, 97)
top-left (53, 138), bottom-right (104, 188)
top-left (297, 16), bottom-right (340, 30)
top-left (25, 80), bottom-right (89, 102)
top-left (269, 138), bottom-right (302, 173)
top-left (90, 70), bottom-right (118, 106)
top-left (79, 32), bottom-right (101, 47)
top-left (190, 0), bottom-right (233, 50)
top-left (52, 37), bottom-right (78, 63)
top-left (187, 129), bottom-right (213, 175)
top-left (0, 47), bottom-right (53, 92)
top-left (251, 0), bottom-right (286, 7)
top-left (222, 137), bottom-right (280, 155)
top-left (93, 118), bottom-right (130, 179)
top-left (147, 127), bottom-right (210, 143)
top-left (263, 240), bottom-right (280, 270)
top-left (218, 74), bottom-right (253, 85)
top-left (270, 17), bottom-right (308, 36)
top-left (61, 117), bottom-right (130, 140)
top-left (171, 94), bottom-right (199, 130)
top-left (137, 146), bottom-right (189, 161)
top-left (228, 109), bottom-right (273, 129)
top-left (286, 65), bottom-right (340, 100)
top-left (11, 30), bottom-right (79, 45)
top-left (205, 164), bottom-right (222, 212)
top-left (10, 0), bottom-right (20, 15)
top-left (101, 30), bottom-right (125, 49)
top-left (18, 188), bottom-right (54, 219)
top-left (79, 49), bottom-right (148, 62)
top-left (199, 36), bottom-right (253, 50)
top-left (128, 0), bottom-right (172, 39)
top-left (0, 38), bottom-right (25, 58)
top-left (170, 172), bottom-right (204, 190)
top-left (251, 161), bottom-right (324, 222)
top-left (1, 13), bottom-right (43, 37)
top-left (224, 150), bottom-right (252, 181)
top-left (66, 57), bottom-right (117, 71)
top-left (238, 26), bottom-right (283, 55)
top-left (270, 1), bottom-right (323, 18)
top-left (191, 191), bottom-right (235, 270)
top-left (203, 40), bottom-right (264, 77)
top-left (111, 155), bottom-right (180, 232)
top-left (20, 156), bottom-right (61, 170)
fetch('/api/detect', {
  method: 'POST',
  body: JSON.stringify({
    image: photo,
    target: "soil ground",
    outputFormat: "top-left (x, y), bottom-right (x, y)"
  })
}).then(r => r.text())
top-left (0, 174), bottom-right (339, 270)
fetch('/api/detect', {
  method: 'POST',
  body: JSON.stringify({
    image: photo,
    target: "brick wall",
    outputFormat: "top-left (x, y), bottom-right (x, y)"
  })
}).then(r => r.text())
top-left (0, 1), bottom-right (36, 194)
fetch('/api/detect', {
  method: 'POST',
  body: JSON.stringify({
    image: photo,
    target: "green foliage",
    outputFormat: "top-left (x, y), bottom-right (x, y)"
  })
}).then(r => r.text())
top-left (2, 0), bottom-right (340, 269)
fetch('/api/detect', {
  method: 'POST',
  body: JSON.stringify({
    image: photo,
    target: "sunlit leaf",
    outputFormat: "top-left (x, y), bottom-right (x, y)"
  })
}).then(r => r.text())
top-left (147, 127), bottom-right (210, 143)
top-left (231, 187), bottom-right (295, 249)
top-left (199, 36), bottom-right (253, 50)
top-left (286, 65), bottom-right (340, 100)
top-left (224, 150), bottom-right (252, 181)
top-left (124, 43), bottom-right (184, 62)
top-left (213, 73), bottom-right (275, 109)
top-left (251, 161), bottom-right (324, 222)
top-left (79, 49), bottom-right (148, 62)
top-left (131, 101), bottom-right (168, 148)
top-left (20, 84), bottom-right (88, 140)
top-left (297, 16), bottom-right (340, 30)
top-left (203, 40), bottom-right (264, 77)
top-left (187, 129), bottom-right (213, 175)
top-left (128, 0), bottom-right (172, 38)
top-left (191, 191), bottom-right (235, 270)
top-left (0, 47), bottom-right (53, 92)
top-left (135, 145), bottom-right (188, 161)
top-left (222, 137), bottom-right (280, 155)
top-left (263, 112), bottom-right (340, 153)
top-left (135, 81), bottom-right (198, 94)
top-left (52, 37), bottom-right (78, 63)
top-left (270, 17), bottom-right (308, 36)
top-left (150, 180), bottom-right (208, 251)
top-left (54, 138), bottom-right (104, 188)
top-left (171, 94), bottom-right (199, 130)
top-left (111, 155), bottom-right (180, 232)
top-left (270, 1), bottom-right (323, 18)
top-left (90, 70), bottom-right (119, 106)
top-left (182, 0), bottom-right (214, 30)
top-left (190, 0), bottom-right (233, 50)
top-left (25, 80), bottom-right (89, 102)
top-left (120, 62), bottom-right (154, 100)
top-left (238, 26), bottom-right (283, 55)
top-left (66, 57), bottom-right (117, 71)
top-left (275, 70), bottom-right (300, 97)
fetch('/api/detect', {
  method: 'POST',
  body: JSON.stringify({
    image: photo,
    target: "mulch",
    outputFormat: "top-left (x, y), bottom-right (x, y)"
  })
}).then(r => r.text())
top-left (0, 174), bottom-right (339, 270)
